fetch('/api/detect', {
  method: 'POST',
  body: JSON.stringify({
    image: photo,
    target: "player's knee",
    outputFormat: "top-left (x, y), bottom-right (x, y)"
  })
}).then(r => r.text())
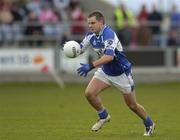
top-left (85, 90), bottom-right (94, 99)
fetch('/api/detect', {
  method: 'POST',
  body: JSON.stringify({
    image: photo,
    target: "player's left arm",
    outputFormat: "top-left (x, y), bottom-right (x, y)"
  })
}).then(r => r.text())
top-left (77, 39), bottom-right (115, 77)
top-left (92, 39), bottom-right (115, 67)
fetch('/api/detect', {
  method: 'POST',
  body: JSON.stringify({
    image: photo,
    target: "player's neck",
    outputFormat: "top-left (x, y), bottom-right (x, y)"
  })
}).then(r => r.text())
top-left (95, 25), bottom-right (104, 36)
top-left (95, 33), bottom-right (99, 37)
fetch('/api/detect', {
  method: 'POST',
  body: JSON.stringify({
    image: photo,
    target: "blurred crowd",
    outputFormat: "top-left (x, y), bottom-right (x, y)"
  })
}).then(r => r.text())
top-left (113, 3), bottom-right (180, 48)
top-left (0, 0), bottom-right (180, 48)
top-left (0, 0), bottom-right (86, 46)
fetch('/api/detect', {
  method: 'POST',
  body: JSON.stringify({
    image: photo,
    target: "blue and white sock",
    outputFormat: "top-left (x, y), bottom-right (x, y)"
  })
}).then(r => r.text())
top-left (143, 116), bottom-right (153, 127)
top-left (98, 108), bottom-right (108, 119)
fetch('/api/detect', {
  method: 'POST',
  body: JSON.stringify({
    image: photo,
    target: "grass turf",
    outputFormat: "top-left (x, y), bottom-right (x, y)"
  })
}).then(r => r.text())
top-left (0, 82), bottom-right (180, 140)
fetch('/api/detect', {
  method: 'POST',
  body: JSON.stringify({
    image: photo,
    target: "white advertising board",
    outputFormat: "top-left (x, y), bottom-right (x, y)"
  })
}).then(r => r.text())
top-left (0, 48), bottom-right (54, 72)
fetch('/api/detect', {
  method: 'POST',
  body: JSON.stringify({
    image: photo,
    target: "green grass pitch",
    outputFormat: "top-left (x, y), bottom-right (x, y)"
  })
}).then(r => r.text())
top-left (0, 82), bottom-right (180, 140)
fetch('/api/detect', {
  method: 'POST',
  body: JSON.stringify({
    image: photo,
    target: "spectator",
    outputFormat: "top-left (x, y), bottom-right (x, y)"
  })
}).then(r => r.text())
top-left (113, 4), bottom-right (136, 47)
top-left (11, 2), bottom-right (23, 22)
top-left (39, 4), bottom-right (60, 37)
top-left (148, 5), bottom-right (162, 34)
top-left (18, 3), bottom-right (30, 22)
top-left (136, 21), bottom-right (152, 47)
top-left (148, 5), bottom-right (163, 46)
top-left (168, 4), bottom-right (180, 48)
top-left (0, 1), bottom-right (13, 24)
top-left (70, 4), bottom-right (86, 35)
top-left (138, 4), bottom-right (149, 23)
top-left (26, 0), bottom-right (42, 16)
top-left (53, 0), bottom-right (70, 20)
top-left (11, 2), bottom-right (24, 44)
top-left (0, 0), bottom-right (14, 44)
top-left (170, 5), bottom-right (180, 30)
top-left (167, 29), bottom-right (180, 47)
top-left (136, 4), bottom-right (151, 47)
top-left (24, 11), bottom-right (44, 46)
top-left (69, 0), bottom-right (80, 10)
top-left (39, 4), bottom-right (59, 24)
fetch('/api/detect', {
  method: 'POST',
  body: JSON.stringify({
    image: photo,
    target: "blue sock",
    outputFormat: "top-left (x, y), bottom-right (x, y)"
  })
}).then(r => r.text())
top-left (98, 109), bottom-right (108, 119)
top-left (143, 116), bottom-right (153, 127)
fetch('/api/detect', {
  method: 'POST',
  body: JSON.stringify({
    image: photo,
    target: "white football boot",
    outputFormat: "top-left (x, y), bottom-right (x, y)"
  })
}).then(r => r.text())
top-left (91, 115), bottom-right (111, 132)
top-left (143, 123), bottom-right (155, 136)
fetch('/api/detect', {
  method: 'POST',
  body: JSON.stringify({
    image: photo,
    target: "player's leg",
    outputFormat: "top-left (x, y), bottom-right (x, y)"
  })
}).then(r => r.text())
top-left (85, 69), bottom-right (111, 131)
top-left (85, 77), bottom-right (110, 111)
top-left (110, 73), bottom-right (155, 136)
top-left (122, 92), bottom-right (155, 136)
top-left (122, 91), bottom-right (148, 120)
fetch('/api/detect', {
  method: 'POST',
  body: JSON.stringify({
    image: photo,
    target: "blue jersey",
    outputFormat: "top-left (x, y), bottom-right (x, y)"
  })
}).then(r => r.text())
top-left (80, 25), bottom-right (131, 76)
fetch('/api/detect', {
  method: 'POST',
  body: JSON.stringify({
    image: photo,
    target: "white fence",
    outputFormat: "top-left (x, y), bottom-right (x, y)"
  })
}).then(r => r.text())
top-left (0, 47), bottom-right (180, 83)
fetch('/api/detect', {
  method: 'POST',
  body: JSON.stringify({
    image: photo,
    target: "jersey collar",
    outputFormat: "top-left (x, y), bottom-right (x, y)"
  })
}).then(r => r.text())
top-left (94, 25), bottom-right (107, 39)
top-left (99, 24), bottom-right (107, 36)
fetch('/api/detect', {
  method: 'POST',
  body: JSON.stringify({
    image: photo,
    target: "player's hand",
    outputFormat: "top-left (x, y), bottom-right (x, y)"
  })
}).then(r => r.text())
top-left (77, 63), bottom-right (94, 77)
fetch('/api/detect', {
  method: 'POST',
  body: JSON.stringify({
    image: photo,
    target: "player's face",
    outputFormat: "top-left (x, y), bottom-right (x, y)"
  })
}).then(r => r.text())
top-left (87, 16), bottom-right (103, 34)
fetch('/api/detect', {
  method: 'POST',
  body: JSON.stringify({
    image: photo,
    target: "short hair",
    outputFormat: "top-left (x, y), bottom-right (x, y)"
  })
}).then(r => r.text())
top-left (88, 11), bottom-right (105, 24)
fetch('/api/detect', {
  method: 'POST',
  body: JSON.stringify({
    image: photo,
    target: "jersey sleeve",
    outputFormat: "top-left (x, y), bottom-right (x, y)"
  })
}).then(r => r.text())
top-left (80, 33), bottom-right (93, 53)
top-left (103, 29), bottom-right (115, 56)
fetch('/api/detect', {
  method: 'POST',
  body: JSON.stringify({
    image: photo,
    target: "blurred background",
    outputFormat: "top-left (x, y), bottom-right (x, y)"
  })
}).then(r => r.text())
top-left (0, 0), bottom-right (180, 84)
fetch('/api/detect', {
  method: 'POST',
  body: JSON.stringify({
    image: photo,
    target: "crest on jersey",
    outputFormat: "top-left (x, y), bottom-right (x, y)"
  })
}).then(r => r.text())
top-left (106, 40), bottom-right (113, 46)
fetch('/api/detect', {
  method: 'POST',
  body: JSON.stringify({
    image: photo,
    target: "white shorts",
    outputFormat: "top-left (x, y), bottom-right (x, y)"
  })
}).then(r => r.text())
top-left (94, 68), bottom-right (134, 94)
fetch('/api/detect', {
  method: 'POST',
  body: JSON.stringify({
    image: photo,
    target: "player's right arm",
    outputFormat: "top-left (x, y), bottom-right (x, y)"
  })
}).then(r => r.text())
top-left (80, 33), bottom-right (93, 54)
